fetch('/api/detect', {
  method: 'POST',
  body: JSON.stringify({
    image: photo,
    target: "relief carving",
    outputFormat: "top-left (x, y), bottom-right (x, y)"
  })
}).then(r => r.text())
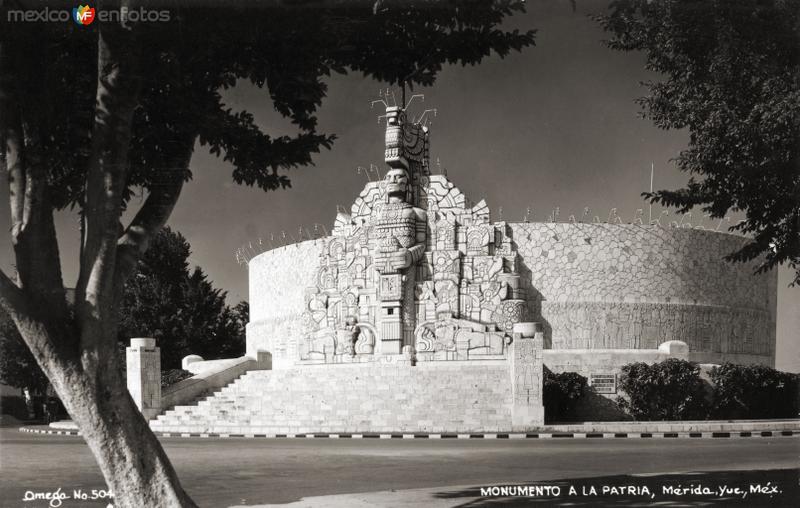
top-left (299, 104), bottom-right (526, 363)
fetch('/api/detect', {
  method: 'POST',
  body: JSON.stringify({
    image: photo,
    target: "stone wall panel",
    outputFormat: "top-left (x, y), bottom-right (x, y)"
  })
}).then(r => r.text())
top-left (248, 223), bottom-right (776, 366)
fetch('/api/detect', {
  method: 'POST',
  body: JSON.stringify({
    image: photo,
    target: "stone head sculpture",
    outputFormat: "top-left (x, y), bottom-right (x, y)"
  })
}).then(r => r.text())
top-left (385, 168), bottom-right (410, 202)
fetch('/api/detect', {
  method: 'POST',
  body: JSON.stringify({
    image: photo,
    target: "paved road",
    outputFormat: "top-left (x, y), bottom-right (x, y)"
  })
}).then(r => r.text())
top-left (1, 428), bottom-right (798, 507)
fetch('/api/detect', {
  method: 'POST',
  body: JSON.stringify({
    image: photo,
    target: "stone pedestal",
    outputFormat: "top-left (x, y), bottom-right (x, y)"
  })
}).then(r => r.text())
top-left (510, 324), bottom-right (544, 429)
top-left (379, 301), bottom-right (403, 354)
top-left (126, 338), bottom-right (161, 420)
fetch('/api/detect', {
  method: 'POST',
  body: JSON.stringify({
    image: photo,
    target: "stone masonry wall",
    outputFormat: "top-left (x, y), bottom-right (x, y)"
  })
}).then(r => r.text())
top-left (248, 223), bottom-right (777, 367)
top-left (247, 239), bottom-right (325, 368)
top-left (509, 223), bottom-right (777, 365)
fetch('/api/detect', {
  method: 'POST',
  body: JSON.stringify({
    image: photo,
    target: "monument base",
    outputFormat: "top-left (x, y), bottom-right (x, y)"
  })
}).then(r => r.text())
top-left (512, 404), bottom-right (545, 429)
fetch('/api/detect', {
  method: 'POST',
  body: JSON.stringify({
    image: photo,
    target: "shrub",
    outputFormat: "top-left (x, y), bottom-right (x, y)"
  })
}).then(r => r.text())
top-left (544, 369), bottom-right (587, 422)
top-left (0, 395), bottom-right (30, 420)
top-left (161, 369), bottom-right (194, 389)
top-left (617, 359), bottom-right (706, 421)
top-left (710, 363), bottom-right (799, 419)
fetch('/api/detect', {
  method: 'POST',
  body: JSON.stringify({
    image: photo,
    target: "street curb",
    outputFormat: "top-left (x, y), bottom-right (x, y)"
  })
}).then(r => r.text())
top-left (19, 427), bottom-right (82, 436)
top-left (19, 426), bottom-right (799, 439)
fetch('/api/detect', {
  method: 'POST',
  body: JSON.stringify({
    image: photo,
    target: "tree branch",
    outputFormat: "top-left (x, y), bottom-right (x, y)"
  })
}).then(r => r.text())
top-left (115, 134), bottom-right (195, 292)
top-left (0, 42), bottom-right (25, 239)
top-left (1, 37), bottom-right (67, 312)
top-left (78, 22), bottom-right (142, 307)
top-left (77, 15), bottom-right (143, 357)
top-left (0, 268), bottom-right (27, 322)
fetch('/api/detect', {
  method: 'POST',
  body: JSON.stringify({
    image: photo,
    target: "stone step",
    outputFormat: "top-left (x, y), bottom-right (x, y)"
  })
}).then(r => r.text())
top-left (151, 363), bottom-right (512, 433)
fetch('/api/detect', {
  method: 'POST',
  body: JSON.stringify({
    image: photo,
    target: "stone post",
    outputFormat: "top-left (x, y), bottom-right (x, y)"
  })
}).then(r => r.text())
top-left (126, 338), bottom-right (161, 420)
top-left (256, 350), bottom-right (273, 370)
top-left (510, 323), bottom-right (544, 429)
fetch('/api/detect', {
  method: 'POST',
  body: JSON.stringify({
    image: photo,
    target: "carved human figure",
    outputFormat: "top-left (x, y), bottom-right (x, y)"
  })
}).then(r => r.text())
top-left (374, 169), bottom-right (427, 272)
top-left (336, 316), bottom-right (361, 357)
top-left (372, 168), bottom-right (427, 348)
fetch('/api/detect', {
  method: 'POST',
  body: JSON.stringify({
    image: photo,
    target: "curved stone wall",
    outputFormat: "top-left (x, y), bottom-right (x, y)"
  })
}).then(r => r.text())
top-left (509, 223), bottom-right (776, 365)
top-left (247, 239), bottom-right (324, 368)
top-left (247, 224), bottom-right (777, 367)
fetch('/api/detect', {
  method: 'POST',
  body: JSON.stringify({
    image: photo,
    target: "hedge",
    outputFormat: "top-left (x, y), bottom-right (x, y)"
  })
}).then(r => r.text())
top-left (543, 369), bottom-right (587, 422)
top-left (616, 359), bottom-right (706, 421)
top-left (709, 363), bottom-right (799, 419)
top-left (161, 369), bottom-right (194, 389)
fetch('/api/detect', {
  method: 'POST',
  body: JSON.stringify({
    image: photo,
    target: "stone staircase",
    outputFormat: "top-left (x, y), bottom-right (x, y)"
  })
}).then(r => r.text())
top-left (150, 362), bottom-right (512, 434)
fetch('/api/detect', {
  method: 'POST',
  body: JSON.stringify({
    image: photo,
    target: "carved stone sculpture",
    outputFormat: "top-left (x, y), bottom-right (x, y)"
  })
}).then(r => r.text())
top-left (298, 102), bottom-right (527, 364)
top-left (373, 168), bottom-right (427, 353)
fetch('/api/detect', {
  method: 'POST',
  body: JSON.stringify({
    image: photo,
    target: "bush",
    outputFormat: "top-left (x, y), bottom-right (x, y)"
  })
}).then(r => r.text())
top-left (710, 363), bottom-right (799, 419)
top-left (544, 369), bottom-right (587, 422)
top-left (617, 359), bottom-right (706, 421)
top-left (1, 395), bottom-right (30, 420)
top-left (161, 369), bottom-right (194, 389)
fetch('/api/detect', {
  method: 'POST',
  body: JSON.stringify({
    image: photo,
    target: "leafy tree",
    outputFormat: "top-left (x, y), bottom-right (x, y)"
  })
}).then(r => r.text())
top-left (597, 0), bottom-right (800, 283)
top-left (0, 310), bottom-right (49, 414)
top-left (617, 359), bottom-right (707, 420)
top-left (0, 2), bottom-right (534, 505)
top-left (118, 227), bottom-right (246, 369)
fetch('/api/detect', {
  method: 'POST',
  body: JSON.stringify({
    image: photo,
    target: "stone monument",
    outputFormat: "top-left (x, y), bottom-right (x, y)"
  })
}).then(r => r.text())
top-left (299, 104), bottom-right (528, 363)
top-left (148, 95), bottom-right (778, 435)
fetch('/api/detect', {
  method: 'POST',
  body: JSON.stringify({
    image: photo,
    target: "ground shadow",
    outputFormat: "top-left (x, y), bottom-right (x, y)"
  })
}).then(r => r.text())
top-left (564, 389), bottom-right (632, 422)
top-left (433, 468), bottom-right (799, 507)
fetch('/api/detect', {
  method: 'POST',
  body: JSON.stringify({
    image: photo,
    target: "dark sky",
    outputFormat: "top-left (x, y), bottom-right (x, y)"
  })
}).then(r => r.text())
top-left (1, 0), bottom-right (797, 371)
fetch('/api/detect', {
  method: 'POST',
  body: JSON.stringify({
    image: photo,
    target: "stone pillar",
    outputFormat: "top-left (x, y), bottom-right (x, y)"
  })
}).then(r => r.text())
top-left (256, 350), bottom-right (273, 370)
top-left (126, 338), bottom-right (161, 420)
top-left (510, 323), bottom-right (544, 429)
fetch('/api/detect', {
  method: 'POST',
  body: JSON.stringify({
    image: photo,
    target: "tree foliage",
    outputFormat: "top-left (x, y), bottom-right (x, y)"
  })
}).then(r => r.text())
top-left (617, 359), bottom-right (707, 420)
top-left (597, 0), bottom-right (800, 283)
top-left (543, 369), bottom-right (587, 422)
top-left (709, 363), bottom-right (799, 419)
top-left (3, 1), bottom-right (536, 214)
top-left (0, 310), bottom-right (48, 396)
top-left (118, 227), bottom-right (248, 369)
top-left (0, 2), bottom-right (534, 505)
top-left (161, 369), bottom-right (194, 389)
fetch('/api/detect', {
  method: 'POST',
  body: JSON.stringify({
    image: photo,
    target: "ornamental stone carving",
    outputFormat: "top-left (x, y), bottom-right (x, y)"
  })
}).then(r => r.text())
top-left (299, 104), bottom-right (527, 363)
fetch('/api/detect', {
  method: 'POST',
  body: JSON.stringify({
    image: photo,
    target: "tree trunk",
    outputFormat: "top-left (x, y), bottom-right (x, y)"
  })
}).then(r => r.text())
top-left (0, 16), bottom-right (201, 503)
top-left (68, 355), bottom-right (196, 507)
top-left (14, 318), bottom-right (198, 507)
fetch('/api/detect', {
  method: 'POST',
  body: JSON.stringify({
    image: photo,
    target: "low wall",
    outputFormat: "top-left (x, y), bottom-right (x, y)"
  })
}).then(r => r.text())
top-left (543, 341), bottom-right (689, 421)
top-left (161, 354), bottom-right (270, 411)
top-left (544, 341), bottom-right (688, 378)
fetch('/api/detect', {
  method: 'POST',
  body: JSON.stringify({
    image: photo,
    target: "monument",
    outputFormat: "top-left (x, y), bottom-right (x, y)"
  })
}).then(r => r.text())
top-left (146, 96), bottom-right (778, 434)
top-left (298, 104), bottom-right (529, 365)
top-left (248, 99), bottom-right (777, 374)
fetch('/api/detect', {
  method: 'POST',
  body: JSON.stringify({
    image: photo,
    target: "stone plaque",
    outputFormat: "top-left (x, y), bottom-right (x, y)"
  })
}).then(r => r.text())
top-left (380, 274), bottom-right (402, 300)
top-left (590, 373), bottom-right (616, 394)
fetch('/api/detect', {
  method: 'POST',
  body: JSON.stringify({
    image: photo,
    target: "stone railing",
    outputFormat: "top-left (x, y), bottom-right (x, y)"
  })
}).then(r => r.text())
top-left (126, 338), bottom-right (271, 419)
